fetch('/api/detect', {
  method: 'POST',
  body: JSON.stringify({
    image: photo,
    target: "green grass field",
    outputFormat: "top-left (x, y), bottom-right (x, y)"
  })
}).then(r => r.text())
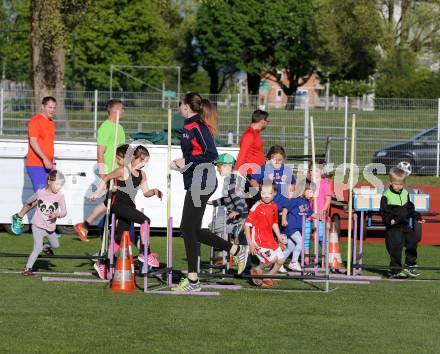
top-left (1, 232), bottom-right (440, 353)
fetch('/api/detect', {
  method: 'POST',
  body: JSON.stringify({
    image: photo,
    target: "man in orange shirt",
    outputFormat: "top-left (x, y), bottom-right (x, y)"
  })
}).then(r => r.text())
top-left (26, 96), bottom-right (57, 191)
top-left (11, 96), bottom-right (57, 235)
top-left (235, 109), bottom-right (269, 176)
top-left (235, 110), bottom-right (269, 208)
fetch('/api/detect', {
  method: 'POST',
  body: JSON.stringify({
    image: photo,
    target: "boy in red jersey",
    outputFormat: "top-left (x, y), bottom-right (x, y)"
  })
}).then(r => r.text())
top-left (244, 181), bottom-right (286, 288)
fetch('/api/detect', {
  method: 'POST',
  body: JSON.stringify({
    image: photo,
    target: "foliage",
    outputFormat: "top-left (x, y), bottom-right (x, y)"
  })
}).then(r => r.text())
top-left (171, 2), bottom-right (199, 93)
top-left (263, 0), bottom-right (316, 99)
top-left (0, 1), bottom-right (31, 83)
top-left (194, 1), bottom-right (242, 94)
top-left (32, 0), bottom-right (89, 58)
top-left (312, 0), bottom-right (383, 81)
top-left (68, 0), bottom-right (181, 91)
top-left (377, 0), bottom-right (440, 55)
top-left (195, 0), bottom-right (316, 98)
top-left (181, 69), bottom-right (210, 93)
top-left (375, 45), bottom-right (418, 97)
top-left (330, 80), bottom-right (374, 97)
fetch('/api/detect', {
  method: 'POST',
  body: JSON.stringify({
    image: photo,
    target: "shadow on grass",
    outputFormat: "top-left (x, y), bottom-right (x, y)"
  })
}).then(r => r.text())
top-left (33, 260), bottom-right (57, 271)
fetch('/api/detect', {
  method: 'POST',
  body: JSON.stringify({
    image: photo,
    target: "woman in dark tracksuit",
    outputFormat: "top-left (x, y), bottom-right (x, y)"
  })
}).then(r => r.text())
top-left (171, 92), bottom-right (248, 292)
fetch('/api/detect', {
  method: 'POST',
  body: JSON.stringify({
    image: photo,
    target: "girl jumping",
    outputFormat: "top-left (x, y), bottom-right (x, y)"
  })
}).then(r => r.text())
top-left (90, 144), bottom-right (162, 279)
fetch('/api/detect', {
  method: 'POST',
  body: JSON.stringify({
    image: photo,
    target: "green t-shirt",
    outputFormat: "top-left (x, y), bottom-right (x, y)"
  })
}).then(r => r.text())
top-left (97, 120), bottom-right (126, 173)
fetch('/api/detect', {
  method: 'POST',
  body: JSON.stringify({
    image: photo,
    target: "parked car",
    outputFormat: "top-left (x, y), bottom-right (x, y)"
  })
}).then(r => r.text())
top-left (372, 127), bottom-right (438, 175)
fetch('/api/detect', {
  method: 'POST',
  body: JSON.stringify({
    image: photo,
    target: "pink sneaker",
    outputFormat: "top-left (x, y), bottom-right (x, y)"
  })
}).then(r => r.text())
top-left (22, 267), bottom-right (34, 276)
top-left (138, 253), bottom-right (160, 267)
top-left (94, 263), bottom-right (107, 280)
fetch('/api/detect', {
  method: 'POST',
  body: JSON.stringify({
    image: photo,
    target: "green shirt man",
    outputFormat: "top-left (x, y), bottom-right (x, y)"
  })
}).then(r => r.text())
top-left (97, 99), bottom-right (126, 175)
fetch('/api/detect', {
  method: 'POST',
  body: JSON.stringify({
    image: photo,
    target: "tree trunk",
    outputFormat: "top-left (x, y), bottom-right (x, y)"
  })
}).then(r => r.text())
top-left (207, 67), bottom-right (220, 94)
top-left (31, 0), bottom-right (68, 134)
top-left (283, 81), bottom-right (298, 111)
top-left (246, 72), bottom-right (261, 108)
top-left (247, 72), bottom-right (261, 95)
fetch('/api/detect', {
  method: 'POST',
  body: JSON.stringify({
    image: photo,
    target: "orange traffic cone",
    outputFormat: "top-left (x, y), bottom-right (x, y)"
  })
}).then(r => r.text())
top-left (111, 231), bottom-right (136, 293)
top-left (328, 223), bottom-right (345, 271)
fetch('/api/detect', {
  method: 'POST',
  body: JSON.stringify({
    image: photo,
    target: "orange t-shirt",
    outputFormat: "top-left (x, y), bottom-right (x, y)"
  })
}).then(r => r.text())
top-left (235, 126), bottom-right (266, 175)
top-left (26, 114), bottom-right (55, 167)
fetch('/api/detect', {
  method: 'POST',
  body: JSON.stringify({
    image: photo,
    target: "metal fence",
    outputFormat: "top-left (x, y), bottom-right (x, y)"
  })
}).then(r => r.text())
top-left (0, 89), bottom-right (439, 176)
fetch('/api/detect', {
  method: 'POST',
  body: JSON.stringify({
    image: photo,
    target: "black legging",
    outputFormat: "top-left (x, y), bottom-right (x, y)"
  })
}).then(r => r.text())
top-left (111, 201), bottom-right (150, 245)
top-left (180, 189), bottom-right (232, 273)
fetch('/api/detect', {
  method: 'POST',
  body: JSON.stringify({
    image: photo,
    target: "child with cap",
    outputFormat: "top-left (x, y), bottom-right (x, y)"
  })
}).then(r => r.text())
top-left (210, 153), bottom-right (248, 241)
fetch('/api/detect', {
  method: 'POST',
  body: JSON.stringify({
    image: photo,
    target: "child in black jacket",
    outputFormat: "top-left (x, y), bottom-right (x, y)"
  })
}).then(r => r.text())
top-left (379, 167), bottom-right (425, 279)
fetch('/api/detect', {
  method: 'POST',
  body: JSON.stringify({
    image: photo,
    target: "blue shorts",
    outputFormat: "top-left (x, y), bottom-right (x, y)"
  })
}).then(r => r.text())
top-left (26, 166), bottom-right (50, 192)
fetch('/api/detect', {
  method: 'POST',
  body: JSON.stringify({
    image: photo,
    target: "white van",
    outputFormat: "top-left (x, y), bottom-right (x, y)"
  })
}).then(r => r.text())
top-left (0, 137), bottom-right (238, 234)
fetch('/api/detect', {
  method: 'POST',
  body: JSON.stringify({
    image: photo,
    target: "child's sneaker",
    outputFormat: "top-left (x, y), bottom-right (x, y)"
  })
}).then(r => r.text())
top-left (42, 247), bottom-right (54, 256)
top-left (94, 263), bottom-right (107, 280)
top-left (262, 278), bottom-right (278, 288)
top-left (288, 261), bottom-right (302, 272)
top-left (250, 268), bottom-right (263, 286)
top-left (278, 265), bottom-right (288, 273)
top-left (137, 253), bottom-right (160, 267)
top-left (171, 278), bottom-right (201, 292)
top-left (388, 270), bottom-right (408, 279)
top-left (22, 267), bottom-right (34, 276)
top-left (404, 265), bottom-right (421, 277)
top-left (233, 245), bottom-right (249, 275)
top-left (11, 214), bottom-right (24, 235)
top-left (74, 223), bottom-right (89, 242)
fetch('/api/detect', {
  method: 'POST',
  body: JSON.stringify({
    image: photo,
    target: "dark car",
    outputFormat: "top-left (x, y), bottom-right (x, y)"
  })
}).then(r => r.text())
top-left (372, 127), bottom-right (438, 175)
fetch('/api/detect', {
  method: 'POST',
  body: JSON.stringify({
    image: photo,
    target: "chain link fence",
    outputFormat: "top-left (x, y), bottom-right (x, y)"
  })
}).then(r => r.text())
top-left (0, 89), bottom-right (439, 176)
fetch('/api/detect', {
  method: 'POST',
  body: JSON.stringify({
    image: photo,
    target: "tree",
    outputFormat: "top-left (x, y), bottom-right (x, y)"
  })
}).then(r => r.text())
top-left (261, 0), bottom-right (316, 108)
top-left (70, 0), bottom-right (180, 91)
top-left (195, 0), bottom-right (317, 101)
top-left (171, 1), bottom-right (199, 92)
top-left (195, 1), bottom-right (242, 94)
top-left (31, 0), bottom-right (89, 115)
top-left (374, 1), bottom-right (440, 98)
top-left (375, 45), bottom-right (417, 97)
top-left (312, 0), bottom-right (384, 82)
top-left (377, 0), bottom-right (440, 54)
top-left (0, 1), bottom-right (31, 84)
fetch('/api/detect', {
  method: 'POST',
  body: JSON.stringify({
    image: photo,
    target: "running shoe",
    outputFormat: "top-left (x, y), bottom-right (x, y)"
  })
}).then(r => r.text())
top-left (250, 268), bottom-right (263, 286)
top-left (262, 278), bottom-right (278, 288)
top-left (22, 267), bottom-right (34, 276)
top-left (11, 214), bottom-right (24, 235)
top-left (288, 261), bottom-right (302, 272)
top-left (404, 265), bottom-right (421, 278)
top-left (137, 253), bottom-right (160, 267)
top-left (233, 245), bottom-right (249, 275)
top-left (171, 278), bottom-right (201, 292)
top-left (278, 265), bottom-right (288, 274)
top-left (388, 270), bottom-right (408, 279)
top-left (94, 263), bottom-right (107, 280)
top-left (74, 223), bottom-right (89, 242)
top-left (42, 247), bottom-right (54, 256)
